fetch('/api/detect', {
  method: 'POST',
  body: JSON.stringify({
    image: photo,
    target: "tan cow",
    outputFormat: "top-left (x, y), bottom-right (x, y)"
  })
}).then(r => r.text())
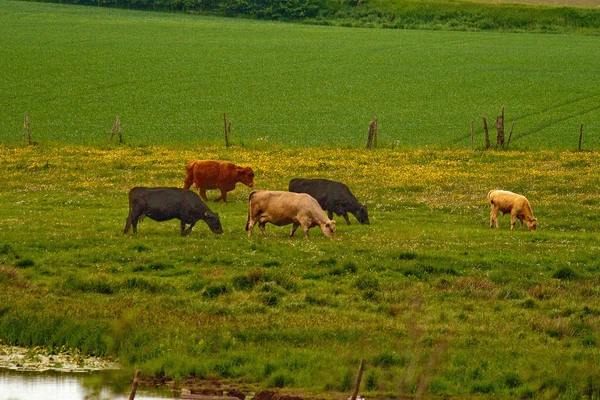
top-left (246, 190), bottom-right (336, 239)
top-left (487, 190), bottom-right (538, 231)
top-left (183, 160), bottom-right (254, 203)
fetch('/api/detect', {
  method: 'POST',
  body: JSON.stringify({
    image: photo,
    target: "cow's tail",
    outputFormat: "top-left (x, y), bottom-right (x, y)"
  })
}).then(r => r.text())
top-left (245, 190), bottom-right (258, 231)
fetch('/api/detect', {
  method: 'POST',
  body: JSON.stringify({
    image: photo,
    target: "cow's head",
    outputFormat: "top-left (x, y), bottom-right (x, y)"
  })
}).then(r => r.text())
top-left (526, 218), bottom-right (538, 232)
top-left (237, 166), bottom-right (255, 188)
top-left (203, 211), bottom-right (224, 234)
top-left (355, 206), bottom-right (370, 225)
top-left (323, 220), bottom-right (336, 238)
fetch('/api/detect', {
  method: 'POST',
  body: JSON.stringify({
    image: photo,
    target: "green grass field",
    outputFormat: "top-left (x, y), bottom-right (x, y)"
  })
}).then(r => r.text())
top-left (2, 1), bottom-right (600, 398)
top-left (1, 1), bottom-right (599, 150)
top-left (1, 144), bottom-right (600, 398)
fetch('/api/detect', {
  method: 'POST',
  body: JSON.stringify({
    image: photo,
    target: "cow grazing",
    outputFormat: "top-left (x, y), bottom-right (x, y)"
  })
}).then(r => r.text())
top-left (487, 189), bottom-right (538, 231)
top-left (124, 187), bottom-right (223, 235)
top-left (246, 190), bottom-right (336, 239)
top-left (183, 160), bottom-right (254, 203)
top-left (288, 178), bottom-right (369, 225)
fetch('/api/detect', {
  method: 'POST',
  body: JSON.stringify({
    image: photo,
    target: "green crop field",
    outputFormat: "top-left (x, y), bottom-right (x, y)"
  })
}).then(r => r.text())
top-left (1, 1), bottom-right (599, 150)
top-left (2, 1), bottom-right (600, 399)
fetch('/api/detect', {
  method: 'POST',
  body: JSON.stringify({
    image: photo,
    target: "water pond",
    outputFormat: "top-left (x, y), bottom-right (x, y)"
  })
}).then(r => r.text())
top-left (0, 369), bottom-right (175, 400)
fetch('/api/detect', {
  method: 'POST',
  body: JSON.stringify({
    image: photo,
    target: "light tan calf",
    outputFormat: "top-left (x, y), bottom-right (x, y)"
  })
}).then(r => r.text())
top-left (246, 190), bottom-right (336, 239)
top-left (487, 190), bottom-right (538, 231)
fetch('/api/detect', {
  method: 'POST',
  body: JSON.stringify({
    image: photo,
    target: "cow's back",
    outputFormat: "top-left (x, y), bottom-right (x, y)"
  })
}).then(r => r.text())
top-left (188, 160), bottom-right (234, 187)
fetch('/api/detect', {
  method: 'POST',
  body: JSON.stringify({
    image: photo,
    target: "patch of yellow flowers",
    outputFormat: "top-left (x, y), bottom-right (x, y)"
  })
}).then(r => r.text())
top-left (2, 145), bottom-right (599, 207)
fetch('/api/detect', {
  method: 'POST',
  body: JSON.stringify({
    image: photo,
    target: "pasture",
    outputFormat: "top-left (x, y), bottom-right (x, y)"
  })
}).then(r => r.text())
top-left (1, 144), bottom-right (600, 398)
top-left (1, 1), bottom-right (600, 150)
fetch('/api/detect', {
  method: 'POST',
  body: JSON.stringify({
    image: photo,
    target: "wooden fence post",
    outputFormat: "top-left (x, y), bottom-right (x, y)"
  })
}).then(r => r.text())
top-left (129, 370), bottom-right (141, 400)
top-left (507, 120), bottom-right (515, 148)
top-left (496, 105), bottom-right (505, 147)
top-left (224, 113), bottom-right (230, 147)
top-left (22, 113), bottom-right (31, 146)
top-left (579, 122), bottom-right (583, 151)
top-left (483, 115), bottom-right (490, 149)
top-left (350, 358), bottom-right (366, 400)
top-left (108, 116), bottom-right (122, 144)
top-left (366, 118), bottom-right (377, 150)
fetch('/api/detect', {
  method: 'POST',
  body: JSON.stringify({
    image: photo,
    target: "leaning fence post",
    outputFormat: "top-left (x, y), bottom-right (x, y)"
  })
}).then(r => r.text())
top-left (108, 116), bottom-right (122, 144)
top-left (579, 123), bottom-right (583, 151)
top-left (129, 370), bottom-right (141, 400)
top-left (507, 120), bottom-right (514, 148)
top-left (350, 358), bottom-right (366, 400)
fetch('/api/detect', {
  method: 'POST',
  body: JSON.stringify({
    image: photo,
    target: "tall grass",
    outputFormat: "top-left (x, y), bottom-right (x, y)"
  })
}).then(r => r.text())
top-left (1, 1), bottom-right (599, 149)
top-left (2, 144), bottom-right (600, 397)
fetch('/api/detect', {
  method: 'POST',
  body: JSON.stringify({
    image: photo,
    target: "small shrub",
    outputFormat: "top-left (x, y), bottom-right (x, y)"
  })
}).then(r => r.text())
top-left (365, 371), bottom-right (378, 391)
top-left (317, 257), bottom-right (337, 267)
top-left (187, 281), bottom-right (206, 292)
top-left (123, 277), bottom-right (163, 293)
top-left (147, 262), bottom-right (174, 271)
top-left (203, 283), bottom-right (229, 298)
top-left (15, 259), bottom-right (34, 268)
top-left (261, 293), bottom-right (280, 307)
top-left (268, 373), bottom-right (293, 388)
top-left (553, 267), bottom-right (577, 280)
top-left (471, 382), bottom-right (495, 394)
top-left (262, 261), bottom-right (281, 268)
top-left (497, 286), bottom-right (525, 300)
top-left (340, 370), bottom-right (353, 391)
top-left (521, 298), bottom-right (536, 309)
top-left (232, 275), bottom-right (253, 291)
top-left (343, 261), bottom-right (358, 274)
top-left (354, 274), bottom-right (380, 291)
top-left (132, 244), bottom-right (150, 252)
top-left (394, 251), bottom-right (418, 260)
top-left (504, 372), bottom-right (522, 388)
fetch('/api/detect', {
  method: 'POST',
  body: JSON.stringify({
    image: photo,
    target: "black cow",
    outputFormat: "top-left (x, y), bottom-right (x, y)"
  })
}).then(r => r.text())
top-left (288, 178), bottom-right (369, 225)
top-left (124, 187), bottom-right (223, 235)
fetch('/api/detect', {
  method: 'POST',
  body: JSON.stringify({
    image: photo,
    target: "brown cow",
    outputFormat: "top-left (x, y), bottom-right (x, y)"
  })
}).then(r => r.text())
top-left (246, 190), bottom-right (336, 239)
top-left (183, 160), bottom-right (254, 203)
top-left (487, 189), bottom-right (538, 231)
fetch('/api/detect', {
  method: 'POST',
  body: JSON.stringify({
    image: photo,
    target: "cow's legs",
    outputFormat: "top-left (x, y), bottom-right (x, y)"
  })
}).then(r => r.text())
top-left (182, 220), bottom-right (196, 236)
top-left (258, 222), bottom-right (268, 236)
top-left (510, 212), bottom-right (517, 230)
top-left (199, 188), bottom-right (208, 201)
top-left (343, 213), bottom-right (351, 225)
top-left (124, 215), bottom-right (132, 234)
top-left (125, 210), bottom-right (140, 234)
top-left (290, 223), bottom-right (300, 237)
top-left (216, 190), bottom-right (227, 202)
top-left (490, 206), bottom-right (499, 228)
top-left (302, 224), bottom-right (310, 239)
top-left (246, 219), bottom-right (256, 237)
